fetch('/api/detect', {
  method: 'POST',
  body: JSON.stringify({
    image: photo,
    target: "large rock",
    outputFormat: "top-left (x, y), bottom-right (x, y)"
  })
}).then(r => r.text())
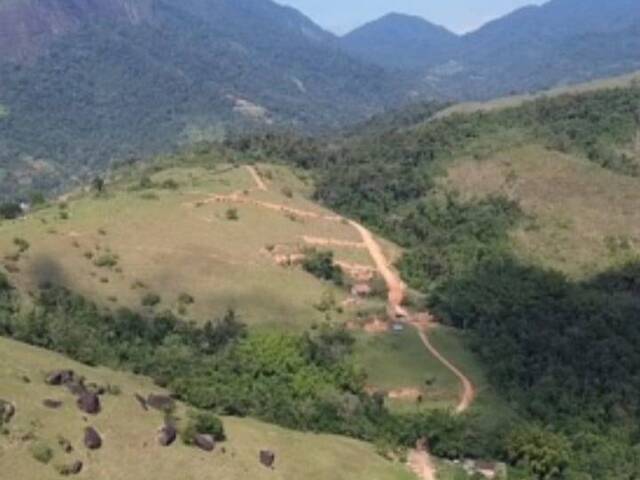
top-left (260, 450), bottom-right (276, 468)
top-left (147, 394), bottom-right (174, 412)
top-left (45, 370), bottom-right (75, 386)
top-left (194, 434), bottom-right (215, 452)
top-left (84, 427), bottom-right (102, 450)
top-left (0, 400), bottom-right (15, 423)
top-left (76, 392), bottom-right (100, 415)
top-left (158, 424), bottom-right (177, 447)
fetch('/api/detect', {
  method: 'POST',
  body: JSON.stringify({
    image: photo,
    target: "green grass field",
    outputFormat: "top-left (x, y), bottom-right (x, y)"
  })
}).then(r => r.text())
top-left (0, 336), bottom-right (415, 480)
top-left (443, 145), bottom-right (640, 278)
top-left (0, 163), bottom-right (388, 330)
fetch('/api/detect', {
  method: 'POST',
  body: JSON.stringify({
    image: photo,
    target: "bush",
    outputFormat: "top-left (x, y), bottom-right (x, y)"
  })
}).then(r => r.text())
top-left (13, 237), bottom-right (30, 253)
top-left (0, 202), bottom-right (22, 220)
top-left (141, 292), bottom-right (161, 307)
top-left (30, 440), bottom-right (54, 464)
top-left (161, 179), bottom-right (180, 190)
top-left (181, 411), bottom-right (226, 445)
top-left (178, 293), bottom-right (195, 305)
top-left (281, 186), bottom-right (293, 198)
top-left (93, 253), bottom-right (118, 268)
top-left (225, 208), bottom-right (239, 221)
top-left (302, 250), bottom-right (343, 286)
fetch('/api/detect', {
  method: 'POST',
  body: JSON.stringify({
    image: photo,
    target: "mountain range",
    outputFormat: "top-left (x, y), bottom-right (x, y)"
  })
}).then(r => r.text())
top-left (0, 0), bottom-right (639, 198)
top-left (342, 0), bottom-right (640, 98)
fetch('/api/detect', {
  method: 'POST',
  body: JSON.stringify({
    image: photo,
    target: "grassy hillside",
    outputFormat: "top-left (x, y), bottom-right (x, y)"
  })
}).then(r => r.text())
top-left (0, 163), bottom-right (372, 329)
top-left (0, 336), bottom-right (414, 480)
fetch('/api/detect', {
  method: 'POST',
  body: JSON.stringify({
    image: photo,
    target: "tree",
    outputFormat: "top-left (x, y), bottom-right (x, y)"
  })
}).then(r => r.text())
top-left (506, 425), bottom-right (571, 479)
top-left (92, 176), bottom-right (105, 194)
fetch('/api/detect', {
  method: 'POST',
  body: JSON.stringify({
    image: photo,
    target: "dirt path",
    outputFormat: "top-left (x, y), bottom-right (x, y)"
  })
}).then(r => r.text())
top-left (245, 165), bottom-right (268, 191)
top-left (347, 220), bottom-right (408, 318)
top-left (414, 326), bottom-right (476, 414)
top-left (408, 449), bottom-right (436, 480)
top-left (187, 166), bottom-right (476, 417)
top-left (301, 235), bottom-right (367, 249)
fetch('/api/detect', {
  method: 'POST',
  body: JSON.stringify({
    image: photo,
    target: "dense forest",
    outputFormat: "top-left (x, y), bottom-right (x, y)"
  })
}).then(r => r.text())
top-left (227, 85), bottom-right (640, 478)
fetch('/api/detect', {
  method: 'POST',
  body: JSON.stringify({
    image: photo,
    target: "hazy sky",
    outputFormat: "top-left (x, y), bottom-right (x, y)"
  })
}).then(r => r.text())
top-left (276, 0), bottom-right (548, 35)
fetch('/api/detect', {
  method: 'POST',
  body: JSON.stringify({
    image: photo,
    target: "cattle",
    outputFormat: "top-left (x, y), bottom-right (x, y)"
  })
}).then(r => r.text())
top-left (84, 427), bottom-right (102, 450)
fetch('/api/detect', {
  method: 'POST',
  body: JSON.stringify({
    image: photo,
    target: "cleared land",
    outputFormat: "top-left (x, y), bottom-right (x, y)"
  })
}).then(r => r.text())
top-left (0, 164), bottom-right (376, 329)
top-left (0, 337), bottom-right (415, 480)
top-left (443, 145), bottom-right (640, 278)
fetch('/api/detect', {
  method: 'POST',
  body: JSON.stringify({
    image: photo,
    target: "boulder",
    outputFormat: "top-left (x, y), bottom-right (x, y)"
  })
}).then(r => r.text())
top-left (0, 400), bottom-right (15, 423)
top-left (84, 427), bottom-right (102, 450)
top-left (259, 450), bottom-right (276, 468)
top-left (158, 424), bottom-right (177, 447)
top-left (147, 394), bottom-right (174, 412)
top-left (194, 434), bottom-right (215, 452)
top-left (45, 370), bottom-right (75, 386)
top-left (76, 392), bottom-right (101, 415)
top-left (43, 399), bottom-right (63, 409)
top-left (58, 460), bottom-right (83, 476)
top-left (66, 381), bottom-right (87, 396)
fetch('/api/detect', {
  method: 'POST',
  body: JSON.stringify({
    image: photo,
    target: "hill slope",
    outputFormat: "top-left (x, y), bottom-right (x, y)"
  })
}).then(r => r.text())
top-left (0, 0), bottom-right (400, 200)
top-left (0, 336), bottom-right (414, 480)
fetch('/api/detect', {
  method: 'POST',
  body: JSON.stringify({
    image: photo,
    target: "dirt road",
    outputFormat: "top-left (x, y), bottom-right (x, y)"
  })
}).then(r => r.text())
top-left (408, 449), bottom-right (436, 480)
top-left (347, 220), bottom-right (408, 317)
top-left (245, 165), bottom-right (268, 191)
top-left (415, 327), bottom-right (476, 414)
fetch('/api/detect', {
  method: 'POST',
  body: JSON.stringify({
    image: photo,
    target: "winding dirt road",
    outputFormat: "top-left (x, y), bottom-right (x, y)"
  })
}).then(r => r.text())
top-left (193, 166), bottom-right (477, 479)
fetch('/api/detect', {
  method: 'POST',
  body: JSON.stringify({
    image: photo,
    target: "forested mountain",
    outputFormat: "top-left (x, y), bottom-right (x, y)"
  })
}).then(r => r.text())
top-left (340, 13), bottom-right (458, 71)
top-left (0, 0), bottom-right (401, 199)
top-left (343, 0), bottom-right (640, 98)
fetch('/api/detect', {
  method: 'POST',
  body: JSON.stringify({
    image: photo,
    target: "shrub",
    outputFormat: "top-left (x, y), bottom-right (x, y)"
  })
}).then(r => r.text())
top-left (302, 250), bottom-right (343, 286)
top-left (13, 238), bottom-right (30, 253)
top-left (0, 202), bottom-right (22, 220)
top-left (226, 208), bottom-right (239, 221)
top-left (181, 411), bottom-right (225, 444)
top-left (94, 253), bottom-right (118, 268)
top-left (30, 440), bottom-right (54, 464)
top-left (161, 179), bottom-right (180, 190)
top-left (178, 293), bottom-right (195, 305)
top-left (281, 186), bottom-right (293, 198)
top-left (141, 292), bottom-right (161, 307)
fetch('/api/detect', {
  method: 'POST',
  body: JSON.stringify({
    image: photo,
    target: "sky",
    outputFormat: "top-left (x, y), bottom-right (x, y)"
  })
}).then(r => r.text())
top-left (276, 0), bottom-right (548, 35)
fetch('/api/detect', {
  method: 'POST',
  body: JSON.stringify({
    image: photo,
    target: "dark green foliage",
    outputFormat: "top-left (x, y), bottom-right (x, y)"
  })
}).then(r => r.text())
top-left (141, 293), bottom-right (161, 307)
top-left (13, 237), bottom-right (30, 253)
top-left (182, 411), bottom-right (225, 444)
top-left (302, 250), bottom-right (344, 286)
top-left (0, 202), bottom-right (21, 219)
